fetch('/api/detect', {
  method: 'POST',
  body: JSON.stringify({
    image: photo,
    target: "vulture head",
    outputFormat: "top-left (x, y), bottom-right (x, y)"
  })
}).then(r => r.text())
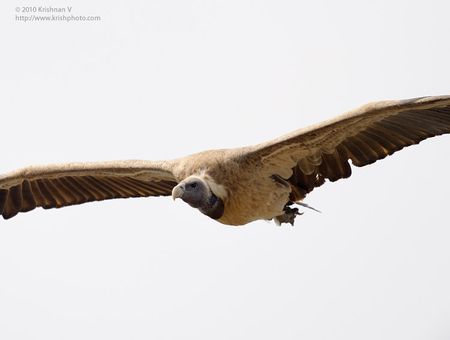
top-left (172, 175), bottom-right (225, 220)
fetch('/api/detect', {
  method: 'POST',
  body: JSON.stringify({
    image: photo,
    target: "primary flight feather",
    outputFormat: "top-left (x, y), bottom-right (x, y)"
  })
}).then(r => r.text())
top-left (1, 95), bottom-right (450, 225)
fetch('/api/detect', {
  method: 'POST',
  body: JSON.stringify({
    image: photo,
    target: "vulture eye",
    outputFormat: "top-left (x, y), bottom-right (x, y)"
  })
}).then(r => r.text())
top-left (189, 182), bottom-right (198, 189)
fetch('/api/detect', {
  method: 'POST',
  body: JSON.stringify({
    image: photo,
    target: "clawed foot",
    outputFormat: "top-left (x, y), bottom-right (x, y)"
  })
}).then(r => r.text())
top-left (274, 206), bottom-right (303, 226)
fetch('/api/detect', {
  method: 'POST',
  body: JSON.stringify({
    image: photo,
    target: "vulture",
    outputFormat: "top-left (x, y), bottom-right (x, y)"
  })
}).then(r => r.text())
top-left (1, 95), bottom-right (450, 225)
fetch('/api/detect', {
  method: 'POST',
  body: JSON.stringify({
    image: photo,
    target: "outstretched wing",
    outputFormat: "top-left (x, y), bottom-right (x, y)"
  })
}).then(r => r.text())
top-left (240, 95), bottom-right (450, 200)
top-left (0, 160), bottom-right (178, 219)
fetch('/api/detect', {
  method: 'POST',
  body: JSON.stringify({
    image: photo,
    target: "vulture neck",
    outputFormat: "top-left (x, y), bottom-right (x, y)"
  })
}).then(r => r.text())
top-left (199, 192), bottom-right (224, 220)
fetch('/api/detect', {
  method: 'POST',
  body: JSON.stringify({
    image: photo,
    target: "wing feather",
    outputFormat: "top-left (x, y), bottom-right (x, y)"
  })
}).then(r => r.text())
top-left (240, 95), bottom-right (450, 199)
top-left (0, 160), bottom-right (177, 219)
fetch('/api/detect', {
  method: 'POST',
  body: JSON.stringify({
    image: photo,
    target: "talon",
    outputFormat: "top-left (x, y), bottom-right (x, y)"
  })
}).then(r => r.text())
top-left (275, 205), bottom-right (301, 226)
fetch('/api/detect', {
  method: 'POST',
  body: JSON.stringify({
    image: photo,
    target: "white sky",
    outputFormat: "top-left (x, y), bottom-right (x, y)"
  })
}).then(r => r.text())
top-left (1, 0), bottom-right (450, 339)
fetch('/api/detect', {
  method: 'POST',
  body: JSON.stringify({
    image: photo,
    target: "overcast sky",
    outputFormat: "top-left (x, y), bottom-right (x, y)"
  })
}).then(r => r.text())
top-left (1, 0), bottom-right (450, 339)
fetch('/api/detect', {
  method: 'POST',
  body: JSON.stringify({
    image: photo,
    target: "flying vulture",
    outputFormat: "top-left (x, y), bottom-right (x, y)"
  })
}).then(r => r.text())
top-left (1, 96), bottom-right (450, 225)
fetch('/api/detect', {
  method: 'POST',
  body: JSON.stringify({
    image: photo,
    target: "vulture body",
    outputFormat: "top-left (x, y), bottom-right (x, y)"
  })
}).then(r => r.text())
top-left (1, 96), bottom-right (450, 225)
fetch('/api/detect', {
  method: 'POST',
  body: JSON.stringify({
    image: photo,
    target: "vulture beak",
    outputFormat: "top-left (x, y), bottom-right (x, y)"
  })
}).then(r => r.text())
top-left (172, 184), bottom-right (185, 201)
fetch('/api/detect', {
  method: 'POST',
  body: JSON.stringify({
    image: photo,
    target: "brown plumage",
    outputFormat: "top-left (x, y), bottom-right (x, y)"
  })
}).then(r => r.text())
top-left (1, 95), bottom-right (450, 225)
